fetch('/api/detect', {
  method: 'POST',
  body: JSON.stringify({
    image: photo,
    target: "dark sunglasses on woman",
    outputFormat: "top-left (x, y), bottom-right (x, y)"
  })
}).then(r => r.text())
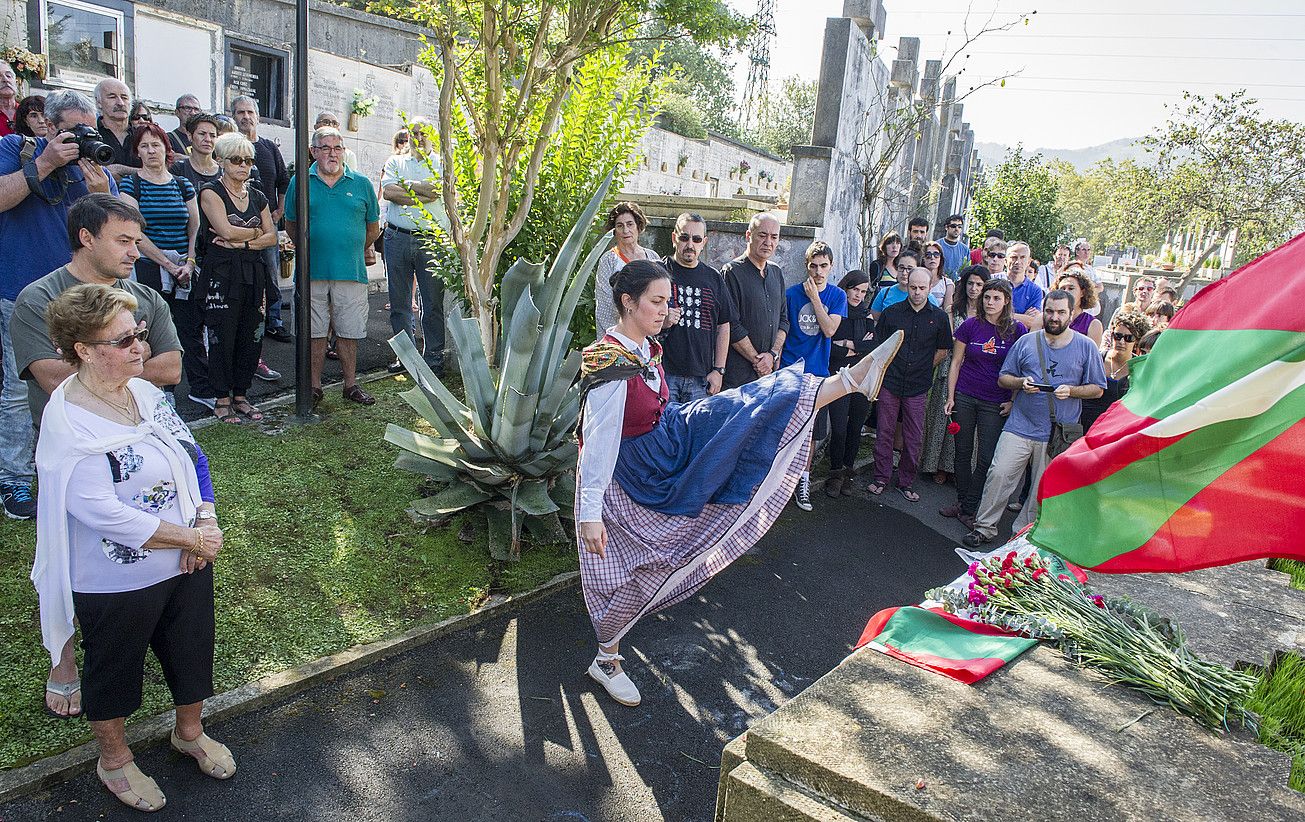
top-left (86, 327), bottom-right (150, 349)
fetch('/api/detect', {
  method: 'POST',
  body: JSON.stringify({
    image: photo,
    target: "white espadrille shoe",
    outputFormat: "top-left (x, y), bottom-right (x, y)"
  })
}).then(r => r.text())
top-left (587, 651), bottom-right (641, 706)
top-left (839, 330), bottom-right (904, 400)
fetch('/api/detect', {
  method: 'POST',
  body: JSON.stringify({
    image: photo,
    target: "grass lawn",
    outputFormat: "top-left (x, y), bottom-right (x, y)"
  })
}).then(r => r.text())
top-left (0, 375), bottom-right (578, 770)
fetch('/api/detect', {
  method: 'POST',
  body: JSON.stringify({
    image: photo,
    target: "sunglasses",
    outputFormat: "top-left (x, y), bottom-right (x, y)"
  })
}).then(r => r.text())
top-left (988, 252), bottom-right (1006, 259)
top-left (924, 251), bottom-right (941, 258)
top-left (677, 232), bottom-right (705, 243)
top-left (946, 223), bottom-right (962, 229)
top-left (86, 327), bottom-right (149, 349)
top-left (224, 156), bottom-right (255, 166)
top-left (1111, 332), bottom-right (1135, 343)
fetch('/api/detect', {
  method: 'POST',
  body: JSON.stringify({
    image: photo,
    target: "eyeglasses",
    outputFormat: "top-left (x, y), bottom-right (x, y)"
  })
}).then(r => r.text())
top-left (988, 252), bottom-right (1006, 259)
top-left (177, 105), bottom-right (201, 113)
top-left (1111, 332), bottom-right (1135, 343)
top-left (676, 232), bottom-right (705, 243)
top-left (924, 251), bottom-right (941, 258)
top-left (129, 114), bottom-right (152, 122)
top-left (223, 156), bottom-right (255, 166)
top-left (314, 145), bottom-right (346, 153)
top-left (85, 327), bottom-right (149, 349)
top-left (318, 120), bottom-right (339, 128)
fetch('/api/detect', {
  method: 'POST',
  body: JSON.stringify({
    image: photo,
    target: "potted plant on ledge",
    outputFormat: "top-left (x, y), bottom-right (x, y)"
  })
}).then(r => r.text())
top-left (349, 88), bottom-right (378, 132)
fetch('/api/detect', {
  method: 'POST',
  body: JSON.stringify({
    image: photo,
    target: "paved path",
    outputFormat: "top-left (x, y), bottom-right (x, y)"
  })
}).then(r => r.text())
top-left (3, 459), bottom-right (1013, 821)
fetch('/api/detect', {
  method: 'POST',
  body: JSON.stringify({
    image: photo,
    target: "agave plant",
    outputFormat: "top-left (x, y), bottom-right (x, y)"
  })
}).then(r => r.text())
top-left (384, 175), bottom-right (615, 560)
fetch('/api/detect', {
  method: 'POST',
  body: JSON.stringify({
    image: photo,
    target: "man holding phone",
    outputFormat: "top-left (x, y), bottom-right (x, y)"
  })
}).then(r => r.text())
top-left (963, 289), bottom-right (1105, 546)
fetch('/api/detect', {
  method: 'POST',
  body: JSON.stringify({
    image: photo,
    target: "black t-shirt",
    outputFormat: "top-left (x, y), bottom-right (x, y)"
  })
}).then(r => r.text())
top-left (170, 158), bottom-right (221, 191)
top-left (96, 116), bottom-right (141, 169)
top-left (661, 257), bottom-right (736, 378)
top-left (251, 136), bottom-right (287, 213)
top-left (873, 299), bottom-right (953, 397)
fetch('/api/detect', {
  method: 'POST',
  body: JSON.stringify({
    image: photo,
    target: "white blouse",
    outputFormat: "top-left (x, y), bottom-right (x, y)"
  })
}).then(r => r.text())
top-left (576, 330), bottom-right (662, 523)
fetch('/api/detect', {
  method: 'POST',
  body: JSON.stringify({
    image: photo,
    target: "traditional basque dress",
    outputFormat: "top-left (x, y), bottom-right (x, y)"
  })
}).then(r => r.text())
top-left (576, 330), bottom-right (823, 645)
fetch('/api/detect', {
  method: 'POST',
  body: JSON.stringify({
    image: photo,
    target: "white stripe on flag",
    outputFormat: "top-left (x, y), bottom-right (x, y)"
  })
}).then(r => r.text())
top-left (1142, 357), bottom-right (1305, 438)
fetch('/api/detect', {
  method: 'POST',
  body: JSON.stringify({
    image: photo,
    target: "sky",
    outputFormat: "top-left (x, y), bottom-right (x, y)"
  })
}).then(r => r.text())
top-left (728, 0), bottom-right (1305, 149)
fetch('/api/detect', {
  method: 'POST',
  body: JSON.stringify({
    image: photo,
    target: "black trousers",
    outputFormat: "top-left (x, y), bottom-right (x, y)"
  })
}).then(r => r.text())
top-left (165, 291), bottom-right (213, 399)
top-left (826, 392), bottom-right (870, 471)
top-left (206, 278), bottom-right (263, 397)
top-left (953, 391), bottom-right (1006, 516)
top-left (73, 565), bottom-right (216, 722)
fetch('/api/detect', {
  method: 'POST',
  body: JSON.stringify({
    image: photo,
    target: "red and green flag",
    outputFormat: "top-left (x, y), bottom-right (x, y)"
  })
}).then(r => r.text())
top-left (855, 606), bottom-right (1037, 684)
top-left (1030, 232), bottom-right (1305, 573)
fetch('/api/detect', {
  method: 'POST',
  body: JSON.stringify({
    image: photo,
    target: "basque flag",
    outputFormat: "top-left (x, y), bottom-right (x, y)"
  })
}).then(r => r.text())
top-left (1029, 232), bottom-right (1305, 573)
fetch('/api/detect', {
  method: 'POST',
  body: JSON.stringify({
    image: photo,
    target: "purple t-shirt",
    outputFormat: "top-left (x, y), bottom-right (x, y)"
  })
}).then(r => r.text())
top-left (1070, 311), bottom-right (1094, 335)
top-left (954, 317), bottom-right (1028, 403)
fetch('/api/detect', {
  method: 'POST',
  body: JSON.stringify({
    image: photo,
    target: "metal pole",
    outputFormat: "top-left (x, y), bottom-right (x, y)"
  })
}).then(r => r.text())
top-left (292, 0), bottom-right (313, 417)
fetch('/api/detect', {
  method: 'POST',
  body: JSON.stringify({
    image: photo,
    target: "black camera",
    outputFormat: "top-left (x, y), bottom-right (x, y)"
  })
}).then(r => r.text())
top-left (65, 124), bottom-right (115, 164)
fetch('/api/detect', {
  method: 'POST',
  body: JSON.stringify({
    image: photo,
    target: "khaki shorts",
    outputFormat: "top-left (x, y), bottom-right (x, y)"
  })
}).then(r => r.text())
top-left (310, 279), bottom-right (369, 339)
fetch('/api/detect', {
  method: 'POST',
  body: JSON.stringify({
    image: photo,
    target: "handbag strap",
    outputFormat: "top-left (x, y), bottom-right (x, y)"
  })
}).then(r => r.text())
top-left (1035, 331), bottom-right (1058, 425)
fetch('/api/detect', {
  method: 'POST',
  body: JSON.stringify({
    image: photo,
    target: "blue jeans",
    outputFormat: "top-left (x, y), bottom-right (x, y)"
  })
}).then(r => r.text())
top-left (665, 373), bottom-right (709, 403)
top-left (384, 227), bottom-right (445, 365)
top-left (0, 298), bottom-right (35, 485)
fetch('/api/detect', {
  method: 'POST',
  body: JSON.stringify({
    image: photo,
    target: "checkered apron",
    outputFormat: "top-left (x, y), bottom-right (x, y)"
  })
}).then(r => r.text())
top-left (579, 375), bottom-right (821, 645)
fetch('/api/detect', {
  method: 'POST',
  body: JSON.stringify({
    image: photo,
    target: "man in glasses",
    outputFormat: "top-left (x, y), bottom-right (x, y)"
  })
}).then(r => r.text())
top-left (971, 229), bottom-right (1003, 266)
top-left (314, 111), bottom-right (358, 170)
top-left (938, 214), bottom-right (970, 278)
top-left (659, 212), bottom-right (734, 403)
top-left (285, 127), bottom-right (382, 407)
top-left (167, 95), bottom-right (203, 155)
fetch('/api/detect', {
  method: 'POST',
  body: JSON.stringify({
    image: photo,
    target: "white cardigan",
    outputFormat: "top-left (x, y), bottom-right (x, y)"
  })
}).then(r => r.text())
top-left (31, 377), bottom-right (203, 665)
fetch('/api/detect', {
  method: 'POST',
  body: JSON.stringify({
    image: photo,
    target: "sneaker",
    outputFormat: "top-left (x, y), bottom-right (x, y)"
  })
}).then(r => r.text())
top-left (0, 482), bottom-right (36, 520)
top-left (938, 504), bottom-right (962, 519)
top-left (1006, 500), bottom-right (1023, 512)
top-left (255, 360), bottom-right (281, 382)
top-left (587, 654), bottom-right (641, 706)
top-left (961, 530), bottom-right (994, 548)
top-left (187, 394), bottom-right (217, 410)
top-left (387, 359), bottom-right (405, 374)
top-left (264, 326), bottom-right (293, 343)
top-left (794, 476), bottom-right (813, 511)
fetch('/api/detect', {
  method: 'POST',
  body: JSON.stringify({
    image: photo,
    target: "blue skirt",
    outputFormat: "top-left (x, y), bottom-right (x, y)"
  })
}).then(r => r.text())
top-left (612, 364), bottom-right (812, 517)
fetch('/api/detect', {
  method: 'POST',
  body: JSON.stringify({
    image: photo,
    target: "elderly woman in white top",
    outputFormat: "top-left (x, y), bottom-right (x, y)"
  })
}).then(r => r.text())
top-left (593, 201), bottom-right (658, 336)
top-left (33, 284), bottom-right (233, 813)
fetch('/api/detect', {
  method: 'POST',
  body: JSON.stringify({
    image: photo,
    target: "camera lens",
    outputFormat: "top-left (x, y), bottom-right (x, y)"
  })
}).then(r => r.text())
top-left (86, 142), bottom-right (115, 164)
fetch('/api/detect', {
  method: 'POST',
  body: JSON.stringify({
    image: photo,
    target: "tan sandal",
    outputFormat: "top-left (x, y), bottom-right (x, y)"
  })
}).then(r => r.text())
top-left (171, 729), bottom-right (236, 779)
top-left (97, 760), bottom-right (166, 812)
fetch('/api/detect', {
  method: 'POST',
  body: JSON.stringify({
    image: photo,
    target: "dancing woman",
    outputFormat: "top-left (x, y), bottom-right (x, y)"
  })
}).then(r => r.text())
top-left (576, 260), bottom-right (902, 706)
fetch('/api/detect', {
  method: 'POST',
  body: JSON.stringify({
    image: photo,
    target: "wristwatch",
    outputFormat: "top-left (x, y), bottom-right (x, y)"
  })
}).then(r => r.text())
top-left (195, 511), bottom-right (217, 522)
top-left (712, 366), bottom-right (726, 375)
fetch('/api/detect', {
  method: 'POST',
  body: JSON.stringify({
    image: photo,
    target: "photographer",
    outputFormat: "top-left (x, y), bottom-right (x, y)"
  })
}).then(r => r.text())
top-left (0, 88), bottom-right (114, 717)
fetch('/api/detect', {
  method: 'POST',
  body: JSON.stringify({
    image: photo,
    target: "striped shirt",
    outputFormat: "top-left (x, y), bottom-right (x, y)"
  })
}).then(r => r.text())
top-left (119, 173), bottom-right (196, 253)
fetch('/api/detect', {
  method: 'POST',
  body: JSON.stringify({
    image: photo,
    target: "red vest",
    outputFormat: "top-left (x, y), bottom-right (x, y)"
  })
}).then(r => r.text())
top-left (604, 334), bottom-right (668, 439)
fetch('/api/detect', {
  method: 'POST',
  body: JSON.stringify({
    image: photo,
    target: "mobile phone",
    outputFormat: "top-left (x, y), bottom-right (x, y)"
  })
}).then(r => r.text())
top-left (1027, 382), bottom-right (1055, 392)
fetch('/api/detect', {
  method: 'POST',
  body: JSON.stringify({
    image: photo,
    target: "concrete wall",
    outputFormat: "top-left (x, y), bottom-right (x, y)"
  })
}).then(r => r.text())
top-left (625, 127), bottom-right (790, 201)
top-left (789, 13), bottom-right (888, 274)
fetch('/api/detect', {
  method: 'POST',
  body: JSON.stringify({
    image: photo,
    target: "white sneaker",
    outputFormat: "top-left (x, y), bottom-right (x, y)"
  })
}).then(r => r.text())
top-left (794, 476), bottom-right (813, 511)
top-left (187, 394), bottom-right (217, 410)
top-left (587, 654), bottom-right (641, 706)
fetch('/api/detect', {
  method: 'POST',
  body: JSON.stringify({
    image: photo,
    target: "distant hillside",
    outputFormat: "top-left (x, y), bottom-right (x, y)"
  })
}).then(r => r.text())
top-left (976, 137), bottom-right (1148, 171)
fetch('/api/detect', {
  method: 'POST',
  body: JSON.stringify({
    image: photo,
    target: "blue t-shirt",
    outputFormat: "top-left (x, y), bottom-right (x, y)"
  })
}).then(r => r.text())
top-left (939, 238), bottom-right (970, 277)
top-left (119, 173), bottom-right (196, 252)
top-left (780, 281), bottom-right (847, 377)
top-left (0, 135), bottom-right (118, 301)
top-left (871, 283), bottom-right (940, 314)
top-left (1001, 331), bottom-right (1107, 442)
top-left (1011, 276), bottom-right (1045, 315)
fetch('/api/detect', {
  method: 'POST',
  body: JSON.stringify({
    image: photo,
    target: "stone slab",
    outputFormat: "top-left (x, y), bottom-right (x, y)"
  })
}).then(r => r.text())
top-left (716, 732), bottom-right (750, 822)
top-left (1089, 561), bottom-right (1305, 669)
top-left (732, 644), bottom-right (1305, 821)
top-left (722, 761), bottom-right (878, 822)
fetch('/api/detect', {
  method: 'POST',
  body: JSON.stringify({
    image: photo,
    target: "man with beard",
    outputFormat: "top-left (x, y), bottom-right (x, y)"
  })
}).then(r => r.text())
top-left (660, 212), bottom-right (733, 403)
top-left (963, 290), bottom-right (1105, 546)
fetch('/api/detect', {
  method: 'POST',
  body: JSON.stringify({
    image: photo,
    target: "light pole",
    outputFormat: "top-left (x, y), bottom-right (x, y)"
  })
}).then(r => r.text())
top-left (292, 0), bottom-right (313, 417)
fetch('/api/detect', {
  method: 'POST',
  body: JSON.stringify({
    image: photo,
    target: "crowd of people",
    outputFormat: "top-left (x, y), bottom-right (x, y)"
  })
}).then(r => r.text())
top-left (0, 64), bottom-right (455, 812)
top-left (586, 206), bottom-right (1172, 542)
top-left (1, 55), bottom-right (1183, 808)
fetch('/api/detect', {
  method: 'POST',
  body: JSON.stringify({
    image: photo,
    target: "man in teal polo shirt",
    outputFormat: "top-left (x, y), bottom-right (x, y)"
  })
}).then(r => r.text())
top-left (285, 127), bottom-right (381, 405)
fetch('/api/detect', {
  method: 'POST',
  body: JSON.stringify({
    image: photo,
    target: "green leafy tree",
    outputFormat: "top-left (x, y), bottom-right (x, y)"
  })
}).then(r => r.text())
top-left (656, 90), bottom-right (707, 138)
top-left (631, 30), bottom-right (743, 134)
top-left (1134, 90), bottom-right (1305, 288)
top-left (1054, 158), bottom-right (1169, 253)
top-left (968, 146), bottom-right (1067, 261)
top-left (367, 0), bottom-right (749, 360)
top-left (745, 76), bottom-right (816, 160)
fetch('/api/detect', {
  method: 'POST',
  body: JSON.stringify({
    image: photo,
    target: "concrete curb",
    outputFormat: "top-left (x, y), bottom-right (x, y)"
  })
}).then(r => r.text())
top-left (0, 570), bottom-right (580, 804)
